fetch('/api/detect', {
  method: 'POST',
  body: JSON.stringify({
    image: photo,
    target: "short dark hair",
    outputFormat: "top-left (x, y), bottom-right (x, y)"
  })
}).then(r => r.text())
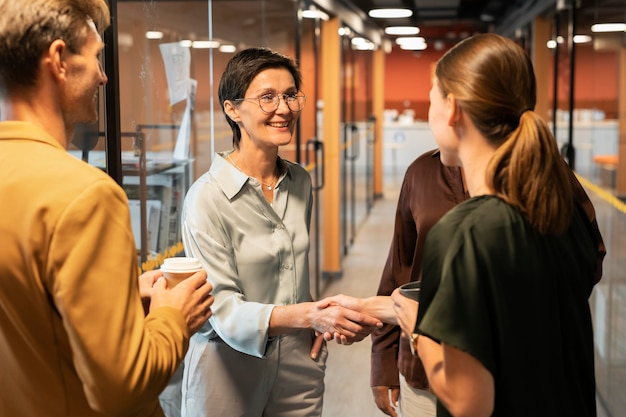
top-left (0, 0), bottom-right (110, 94)
top-left (218, 47), bottom-right (302, 148)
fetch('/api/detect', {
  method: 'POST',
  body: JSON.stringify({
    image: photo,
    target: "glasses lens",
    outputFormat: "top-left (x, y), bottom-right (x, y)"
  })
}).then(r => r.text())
top-left (287, 95), bottom-right (305, 112)
top-left (259, 96), bottom-right (277, 113)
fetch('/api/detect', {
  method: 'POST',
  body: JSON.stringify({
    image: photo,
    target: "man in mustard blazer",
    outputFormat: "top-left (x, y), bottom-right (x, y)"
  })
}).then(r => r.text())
top-left (0, 1), bottom-right (213, 416)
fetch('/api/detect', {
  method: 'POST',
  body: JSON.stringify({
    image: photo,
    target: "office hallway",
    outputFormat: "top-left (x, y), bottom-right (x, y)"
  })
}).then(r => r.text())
top-left (320, 178), bottom-right (399, 417)
top-left (319, 173), bottom-right (620, 417)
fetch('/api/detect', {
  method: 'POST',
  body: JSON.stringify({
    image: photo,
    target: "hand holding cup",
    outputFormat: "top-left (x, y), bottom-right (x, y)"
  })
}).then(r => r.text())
top-left (392, 282), bottom-right (420, 339)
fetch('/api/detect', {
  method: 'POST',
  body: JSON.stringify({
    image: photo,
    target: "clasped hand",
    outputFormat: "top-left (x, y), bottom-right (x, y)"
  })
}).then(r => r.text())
top-left (308, 291), bottom-right (419, 360)
top-left (308, 294), bottom-right (383, 360)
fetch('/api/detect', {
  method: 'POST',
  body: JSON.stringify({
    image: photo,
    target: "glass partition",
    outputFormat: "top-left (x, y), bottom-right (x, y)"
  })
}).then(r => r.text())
top-left (545, 3), bottom-right (626, 416)
top-left (549, 6), bottom-right (621, 185)
top-left (299, 6), bottom-right (324, 299)
top-left (115, 1), bottom-right (211, 269)
top-left (111, 0), bottom-right (303, 271)
top-left (340, 26), bottom-right (374, 255)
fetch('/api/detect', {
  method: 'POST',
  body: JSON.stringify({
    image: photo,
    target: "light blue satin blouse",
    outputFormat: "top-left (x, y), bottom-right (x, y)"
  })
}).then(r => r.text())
top-left (181, 151), bottom-right (313, 358)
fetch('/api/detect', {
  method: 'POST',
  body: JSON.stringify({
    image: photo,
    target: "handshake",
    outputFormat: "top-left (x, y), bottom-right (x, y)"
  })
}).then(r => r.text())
top-left (309, 290), bottom-right (419, 360)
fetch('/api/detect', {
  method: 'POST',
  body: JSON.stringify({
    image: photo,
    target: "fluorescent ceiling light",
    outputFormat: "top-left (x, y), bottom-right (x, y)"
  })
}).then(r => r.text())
top-left (302, 9), bottom-right (329, 20)
top-left (573, 34), bottom-right (592, 43)
top-left (399, 42), bottom-right (427, 51)
top-left (353, 38), bottom-right (375, 50)
top-left (219, 45), bottom-right (237, 53)
top-left (591, 23), bottom-right (626, 33)
top-left (547, 34), bottom-right (591, 47)
top-left (395, 36), bottom-right (426, 45)
top-left (368, 8), bottom-right (412, 18)
top-left (396, 36), bottom-right (427, 50)
top-left (385, 26), bottom-right (420, 35)
top-left (192, 40), bottom-right (220, 49)
top-left (145, 31), bottom-right (163, 40)
top-left (351, 37), bottom-right (377, 50)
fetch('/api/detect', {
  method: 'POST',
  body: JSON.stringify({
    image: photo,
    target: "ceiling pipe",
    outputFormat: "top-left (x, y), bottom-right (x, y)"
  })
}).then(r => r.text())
top-left (495, 0), bottom-right (557, 37)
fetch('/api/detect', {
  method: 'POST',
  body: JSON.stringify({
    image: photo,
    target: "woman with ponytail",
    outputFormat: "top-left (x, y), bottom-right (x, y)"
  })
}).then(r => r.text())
top-left (394, 33), bottom-right (602, 416)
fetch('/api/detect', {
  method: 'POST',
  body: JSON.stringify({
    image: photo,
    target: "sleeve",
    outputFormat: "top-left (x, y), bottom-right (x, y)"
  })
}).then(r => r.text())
top-left (568, 170), bottom-right (605, 284)
top-left (48, 179), bottom-right (187, 416)
top-left (370, 173), bottom-right (416, 388)
top-left (181, 188), bottom-right (274, 358)
top-left (417, 222), bottom-right (497, 375)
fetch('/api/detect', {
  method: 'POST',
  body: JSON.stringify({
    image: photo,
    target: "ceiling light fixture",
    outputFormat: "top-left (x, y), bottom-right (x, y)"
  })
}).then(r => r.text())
top-left (192, 40), bottom-right (220, 49)
top-left (395, 36), bottom-right (426, 45)
top-left (547, 34), bottom-right (591, 48)
top-left (573, 34), bottom-right (592, 43)
top-left (385, 26), bottom-right (420, 35)
top-left (591, 23), bottom-right (626, 32)
top-left (302, 9), bottom-right (329, 20)
top-left (353, 40), bottom-right (375, 50)
top-left (396, 37), bottom-right (427, 51)
top-left (399, 42), bottom-right (427, 51)
top-left (145, 31), bottom-right (164, 40)
top-left (219, 45), bottom-right (237, 53)
top-left (368, 8), bottom-right (412, 19)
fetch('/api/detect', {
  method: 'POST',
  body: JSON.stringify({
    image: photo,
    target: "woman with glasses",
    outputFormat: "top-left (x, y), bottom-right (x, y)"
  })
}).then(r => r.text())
top-left (180, 47), bottom-right (381, 417)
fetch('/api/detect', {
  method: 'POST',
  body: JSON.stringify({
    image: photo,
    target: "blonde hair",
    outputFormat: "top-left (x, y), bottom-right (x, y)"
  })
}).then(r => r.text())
top-left (436, 33), bottom-right (573, 235)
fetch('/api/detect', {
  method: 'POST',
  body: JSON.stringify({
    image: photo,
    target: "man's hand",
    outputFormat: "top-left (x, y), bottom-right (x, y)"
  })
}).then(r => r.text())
top-left (138, 270), bottom-right (163, 315)
top-left (372, 386), bottom-right (400, 417)
top-left (149, 270), bottom-right (214, 335)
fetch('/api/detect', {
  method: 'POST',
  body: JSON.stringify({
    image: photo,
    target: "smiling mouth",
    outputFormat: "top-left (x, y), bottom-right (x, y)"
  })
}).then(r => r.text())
top-left (268, 122), bottom-right (290, 128)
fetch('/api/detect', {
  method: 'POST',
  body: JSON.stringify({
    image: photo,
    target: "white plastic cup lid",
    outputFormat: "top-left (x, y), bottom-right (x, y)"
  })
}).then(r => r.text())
top-left (160, 257), bottom-right (203, 273)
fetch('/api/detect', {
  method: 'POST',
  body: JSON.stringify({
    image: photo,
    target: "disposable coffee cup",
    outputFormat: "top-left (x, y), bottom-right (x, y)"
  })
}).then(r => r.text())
top-left (399, 281), bottom-right (420, 301)
top-left (160, 257), bottom-right (203, 288)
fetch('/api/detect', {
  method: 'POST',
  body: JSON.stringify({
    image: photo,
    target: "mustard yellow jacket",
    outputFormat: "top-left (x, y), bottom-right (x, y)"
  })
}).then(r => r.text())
top-left (0, 121), bottom-right (187, 416)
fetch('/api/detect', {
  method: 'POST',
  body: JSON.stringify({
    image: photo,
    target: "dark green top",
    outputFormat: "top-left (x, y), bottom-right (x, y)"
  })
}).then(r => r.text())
top-left (417, 196), bottom-right (598, 417)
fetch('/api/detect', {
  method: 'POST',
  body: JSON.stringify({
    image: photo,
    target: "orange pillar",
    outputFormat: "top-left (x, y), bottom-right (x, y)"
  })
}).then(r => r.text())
top-left (321, 17), bottom-right (342, 275)
top-left (373, 47), bottom-right (385, 199)
top-left (532, 16), bottom-right (551, 122)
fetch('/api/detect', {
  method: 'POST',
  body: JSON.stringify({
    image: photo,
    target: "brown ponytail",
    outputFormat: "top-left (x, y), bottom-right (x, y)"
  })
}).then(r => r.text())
top-left (436, 33), bottom-right (573, 235)
top-left (486, 110), bottom-right (573, 235)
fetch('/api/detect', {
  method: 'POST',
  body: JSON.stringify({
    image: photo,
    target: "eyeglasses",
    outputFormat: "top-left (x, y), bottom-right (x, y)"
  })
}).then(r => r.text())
top-left (233, 93), bottom-right (306, 113)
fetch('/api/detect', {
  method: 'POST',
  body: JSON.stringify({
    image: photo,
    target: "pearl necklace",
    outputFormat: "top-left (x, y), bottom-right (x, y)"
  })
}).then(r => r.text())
top-left (227, 154), bottom-right (278, 191)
